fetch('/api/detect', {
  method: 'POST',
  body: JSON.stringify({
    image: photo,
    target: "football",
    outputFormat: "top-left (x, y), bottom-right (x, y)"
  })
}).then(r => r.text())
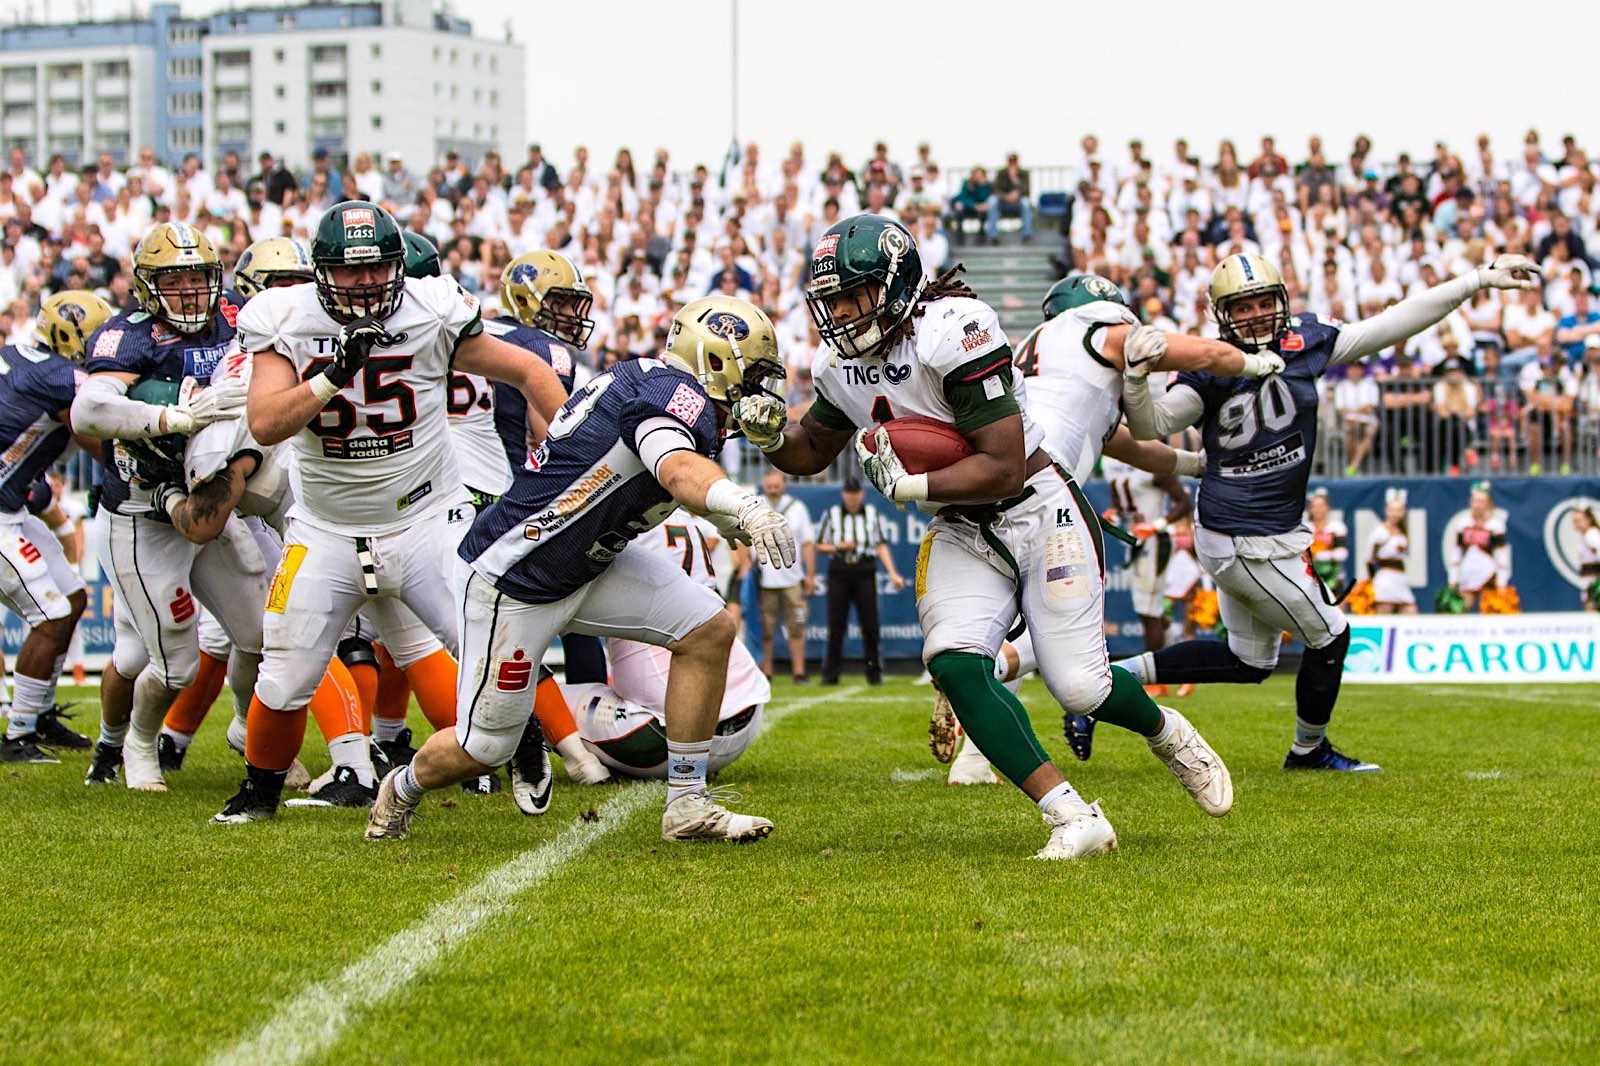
top-left (863, 416), bottom-right (974, 474)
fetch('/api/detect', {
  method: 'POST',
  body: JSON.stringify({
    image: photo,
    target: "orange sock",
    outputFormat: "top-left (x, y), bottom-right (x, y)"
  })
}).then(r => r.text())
top-left (347, 661), bottom-right (379, 732)
top-left (533, 673), bottom-right (579, 745)
top-left (402, 648), bottom-right (457, 731)
top-left (244, 696), bottom-right (307, 771)
top-left (307, 659), bottom-right (365, 743)
top-left (164, 651), bottom-right (227, 735)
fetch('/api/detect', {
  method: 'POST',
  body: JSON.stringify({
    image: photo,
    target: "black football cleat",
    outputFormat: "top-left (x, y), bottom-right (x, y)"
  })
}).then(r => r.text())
top-left (2, 732), bottom-right (60, 764)
top-left (157, 733), bottom-right (187, 773)
top-left (378, 726), bottom-right (417, 769)
top-left (212, 769), bottom-right (285, 824)
top-left (1063, 713), bottom-right (1096, 762)
top-left (1283, 738), bottom-right (1381, 773)
top-left (35, 706), bottom-right (91, 749)
top-left (85, 741), bottom-right (123, 784)
top-left (308, 766), bottom-right (378, 808)
top-left (460, 772), bottom-right (502, 795)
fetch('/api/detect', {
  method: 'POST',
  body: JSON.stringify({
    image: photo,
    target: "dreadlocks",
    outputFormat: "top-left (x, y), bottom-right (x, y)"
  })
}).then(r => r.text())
top-left (912, 264), bottom-right (977, 317)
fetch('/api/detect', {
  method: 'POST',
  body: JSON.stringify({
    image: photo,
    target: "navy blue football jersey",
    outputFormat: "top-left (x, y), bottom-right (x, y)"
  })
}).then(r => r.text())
top-left (82, 293), bottom-right (243, 515)
top-left (1178, 313), bottom-right (1340, 536)
top-left (477, 318), bottom-right (581, 472)
top-left (0, 344), bottom-right (82, 513)
top-left (460, 357), bottom-right (721, 604)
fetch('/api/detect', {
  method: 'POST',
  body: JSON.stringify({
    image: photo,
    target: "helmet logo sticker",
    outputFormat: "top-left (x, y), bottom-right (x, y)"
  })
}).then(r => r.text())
top-left (1085, 276), bottom-right (1117, 298)
top-left (58, 302), bottom-right (85, 323)
top-left (878, 225), bottom-right (910, 258)
top-left (342, 207), bottom-right (376, 240)
top-left (510, 262), bottom-right (539, 285)
top-left (704, 311), bottom-right (750, 340)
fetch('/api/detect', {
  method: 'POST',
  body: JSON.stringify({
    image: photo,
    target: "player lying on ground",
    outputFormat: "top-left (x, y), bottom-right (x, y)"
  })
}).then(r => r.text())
top-left (735, 216), bottom-right (1247, 860)
top-left (366, 295), bottom-right (797, 844)
top-left (1115, 251), bottom-right (1540, 771)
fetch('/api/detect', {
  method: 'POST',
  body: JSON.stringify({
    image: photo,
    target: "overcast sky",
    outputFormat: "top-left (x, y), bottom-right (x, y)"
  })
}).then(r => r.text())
top-left (22, 0), bottom-right (1600, 171)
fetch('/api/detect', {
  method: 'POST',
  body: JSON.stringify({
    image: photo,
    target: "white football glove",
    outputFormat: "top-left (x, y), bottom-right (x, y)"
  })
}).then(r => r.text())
top-left (855, 426), bottom-right (929, 503)
top-left (730, 393), bottom-right (787, 453)
top-left (1240, 351), bottom-right (1286, 377)
top-left (734, 497), bottom-right (796, 568)
top-left (164, 376), bottom-right (245, 435)
top-left (1122, 325), bottom-right (1167, 380)
top-left (703, 510), bottom-right (752, 547)
top-left (1477, 254), bottom-right (1542, 292)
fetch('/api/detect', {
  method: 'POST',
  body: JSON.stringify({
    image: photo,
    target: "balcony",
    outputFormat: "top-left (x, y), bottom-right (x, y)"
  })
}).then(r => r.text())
top-left (309, 59), bottom-right (346, 83)
top-left (93, 76), bottom-right (128, 99)
top-left (211, 63), bottom-right (250, 90)
top-left (2, 80), bottom-right (36, 104)
top-left (1, 114), bottom-right (35, 137)
top-left (46, 79), bottom-right (82, 103)
top-left (46, 112), bottom-right (81, 136)
top-left (93, 110), bottom-right (128, 134)
top-left (309, 93), bottom-right (346, 119)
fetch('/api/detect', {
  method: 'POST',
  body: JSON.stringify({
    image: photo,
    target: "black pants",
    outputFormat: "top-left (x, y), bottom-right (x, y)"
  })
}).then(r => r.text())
top-left (823, 562), bottom-right (881, 683)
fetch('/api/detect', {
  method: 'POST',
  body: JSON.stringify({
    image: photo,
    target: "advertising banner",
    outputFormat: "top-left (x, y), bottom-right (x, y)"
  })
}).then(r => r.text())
top-left (1343, 613), bottom-right (1600, 683)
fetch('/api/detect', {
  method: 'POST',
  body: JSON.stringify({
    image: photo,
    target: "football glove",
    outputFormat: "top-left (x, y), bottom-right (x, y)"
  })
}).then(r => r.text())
top-left (730, 393), bottom-right (787, 452)
top-left (1122, 325), bottom-right (1167, 380)
top-left (1240, 351), bottom-right (1286, 377)
top-left (1175, 449), bottom-right (1206, 478)
top-left (734, 497), bottom-right (796, 568)
top-left (1477, 255), bottom-right (1542, 292)
top-left (855, 426), bottom-right (929, 504)
top-left (164, 376), bottom-right (245, 435)
top-left (330, 315), bottom-right (400, 386)
top-left (703, 510), bottom-right (753, 547)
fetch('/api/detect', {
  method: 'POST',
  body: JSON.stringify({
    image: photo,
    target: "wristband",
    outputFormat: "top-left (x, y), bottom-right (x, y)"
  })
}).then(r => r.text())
top-left (704, 477), bottom-right (759, 518)
top-left (1175, 450), bottom-right (1205, 478)
top-left (48, 515), bottom-right (72, 536)
top-left (890, 473), bottom-right (930, 503)
top-left (756, 434), bottom-right (786, 454)
top-left (308, 372), bottom-right (342, 403)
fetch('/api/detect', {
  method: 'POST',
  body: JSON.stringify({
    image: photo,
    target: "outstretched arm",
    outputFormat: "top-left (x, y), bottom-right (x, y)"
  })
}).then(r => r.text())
top-left (1122, 374), bottom-right (1206, 441)
top-left (1101, 325), bottom-right (1274, 377)
top-left (1102, 424), bottom-right (1205, 477)
top-left (1332, 256), bottom-right (1541, 365)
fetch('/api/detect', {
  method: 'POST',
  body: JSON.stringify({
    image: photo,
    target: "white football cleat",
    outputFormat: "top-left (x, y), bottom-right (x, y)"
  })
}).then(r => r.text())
top-left (123, 734), bottom-right (167, 792)
top-left (364, 768), bottom-right (418, 841)
top-left (947, 735), bottom-right (1000, 785)
top-left (1148, 708), bottom-right (1233, 817)
top-left (929, 690), bottom-right (960, 764)
top-left (661, 788), bottom-right (772, 842)
top-left (553, 735), bottom-right (612, 785)
top-left (1035, 799), bottom-right (1117, 860)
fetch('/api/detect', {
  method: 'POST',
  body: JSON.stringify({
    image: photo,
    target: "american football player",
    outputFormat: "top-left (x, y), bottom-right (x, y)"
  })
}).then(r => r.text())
top-left (71, 222), bottom-right (264, 793)
top-left (736, 215), bottom-right (1237, 860)
top-left (366, 295), bottom-right (794, 843)
top-left (1117, 251), bottom-right (1541, 771)
top-left (233, 236), bottom-right (315, 299)
top-left (0, 291), bottom-right (113, 764)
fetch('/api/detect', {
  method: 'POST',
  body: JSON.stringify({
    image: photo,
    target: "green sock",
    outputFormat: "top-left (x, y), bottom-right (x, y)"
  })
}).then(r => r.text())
top-left (928, 651), bottom-right (1049, 787)
top-left (1091, 666), bottom-right (1164, 736)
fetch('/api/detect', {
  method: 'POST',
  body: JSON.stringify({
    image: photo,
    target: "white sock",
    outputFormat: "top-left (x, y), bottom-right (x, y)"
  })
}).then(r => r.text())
top-left (327, 732), bottom-right (375, 786)
top-left (129, 670), bottom-right (171, 746)
top-left (1037, 780), bottom-right (1085, 814)
top-left (44, 653), bottom-right (66, 707)
top-left (99, 721), bottom-right (128, 748)
top-left (1010, 631), bottom-right (1038, 677)
top-left (226, 714), bottom-right (248, 754)
top-left (1116, 653), bottom-right (1156, 685)
top-left (373, 716), bottom-right (406, 743)
top-left (6, 673), bottom-right (51, 737)
top-left (666, 739), bottom-right (710, 803)
top-left (1292, 717), bottom-right (1327, 755)
top-left (393, 763), bottom-right (425, 805)
top-left (554, 733), bottom-right (594, 764)
top-left (1145, 712), bottom-right (1175, 750)
top-left (160, 727), bottom-right (195, 752)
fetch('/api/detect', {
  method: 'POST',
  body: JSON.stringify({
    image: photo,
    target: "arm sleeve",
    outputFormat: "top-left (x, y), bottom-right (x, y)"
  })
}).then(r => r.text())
top-left (70, 374), bottom-right (167, 440)
top-left (942, 349), bottom-right (1022, 433)
top-left (1331, 273), bottom-right (1480, 365)
top-left (632, 415), bottom-right (698, 479)
top-left (807, 385), bottom-right (856, 431)
top-left (1123, 377), bottom-right (1205, 439)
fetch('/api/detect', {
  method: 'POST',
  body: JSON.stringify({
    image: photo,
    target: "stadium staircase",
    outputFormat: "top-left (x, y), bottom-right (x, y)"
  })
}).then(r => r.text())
top-left (945, 238), bottom-right (1061, 342)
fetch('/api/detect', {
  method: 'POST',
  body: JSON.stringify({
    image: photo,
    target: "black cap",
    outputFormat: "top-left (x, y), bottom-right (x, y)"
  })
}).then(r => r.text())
top-left (842, 476), bottom-right (863, 492)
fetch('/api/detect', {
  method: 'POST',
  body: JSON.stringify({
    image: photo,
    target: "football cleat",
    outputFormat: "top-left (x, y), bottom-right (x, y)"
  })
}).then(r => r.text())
top-left (290, 766), bottom-right (377, 808)
top-left (947, 735), bottom-right (1000, 785)
top-left (378, 726), bottom-right (417, 768)
top-left (211, 774), bottom-right (281, 824)
top-left (661, 787), bottom-right (773, 842)
top-left (2, 732), bottom-right (60, 764)
top-left (157, 733), bottom-right (187, 773)
top-left (1064, 713), bottom-right (1096, 762)
top-left (122, 735), bottom-right (167, 792)
top-left (35, 706), bottom-right (91, 749)
top-left (508, 717), bottom-right (553, 817)
top-left (364, 768), bottom-right (419, 841)
top-left (1035, 799), bottom-right (1117, 860)
top-left (85, 741), bottom-right (123, 783)
top-left (1283, 738), bottom-right (1381, 773)
top-left (1147, 708), bottom-right (1232, 817)
top-left (554, 735), bottom-right (613, 785)
top-left (928, 690), bottom-right (960, 764)
top-left (1175, 684), bottom-right (1197, 698)
top-left (460, 772), bottom-right (502, 795)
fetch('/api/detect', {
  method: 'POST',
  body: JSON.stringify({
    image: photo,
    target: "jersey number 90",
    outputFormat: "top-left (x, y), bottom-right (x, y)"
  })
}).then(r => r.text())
top-left (1216, 375), bottom-right (1297, 451)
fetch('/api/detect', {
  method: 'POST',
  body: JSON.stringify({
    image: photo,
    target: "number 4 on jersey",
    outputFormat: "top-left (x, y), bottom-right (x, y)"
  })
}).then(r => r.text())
top-left (871, 395), bottom-right (895, 423)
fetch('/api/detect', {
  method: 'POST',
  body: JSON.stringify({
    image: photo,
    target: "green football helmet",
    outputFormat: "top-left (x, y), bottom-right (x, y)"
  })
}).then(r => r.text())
top-left (402, 231), bottom-right (441, 279)
top-left (311, 200), bottom-right (406, 322)
top-left (1041, 274), bottom-right (1126, 321)
top-left (118, 378), bottom-right (188, 485)
top-left (805, 214), bottom-right (925, 360)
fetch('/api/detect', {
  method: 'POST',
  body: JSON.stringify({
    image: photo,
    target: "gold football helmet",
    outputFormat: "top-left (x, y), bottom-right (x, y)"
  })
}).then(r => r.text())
top-left (500, 250), bottom-right (595, 347)
top-left (661, 295), bottom-right (784, 404)
top-left (1209, 252), bottom-right (1288, 351)
top-left (234, 236), bottom-right (314, 299)
top-left (35, 289), bottom-right (114, 363)
top-left (131, 221), bottom-right (223, 333)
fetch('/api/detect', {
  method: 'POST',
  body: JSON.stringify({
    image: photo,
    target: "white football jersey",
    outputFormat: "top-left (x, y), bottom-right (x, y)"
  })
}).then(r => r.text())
top-left (810, 295), bottom-right (1043, 458)
top-left (236, 275), bottom-right (481, 535)
top-left (626, 506), bottom-right (721, 589)
top-left (1019, 299), bottom-right (1137, 483)
top-left (1101, 456), bottom-right (1168, 524)
top-left (446, 368), bottom-right (511, 497)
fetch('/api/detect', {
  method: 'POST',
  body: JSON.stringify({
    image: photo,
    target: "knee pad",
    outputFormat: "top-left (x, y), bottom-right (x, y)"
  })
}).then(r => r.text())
top-left (337, 635), bottom-right (380, 672)
top-left (457, 723), bottom-right (522, 769)
top-left (1053, 671), bottom-right (1114, 716)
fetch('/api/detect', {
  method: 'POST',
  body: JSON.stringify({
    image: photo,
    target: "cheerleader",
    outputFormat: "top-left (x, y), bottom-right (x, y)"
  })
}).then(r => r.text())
top-left (1368, 488), bottom-right (1417, 614)
top-left (1447, 481), bottom-right (1511, 612)
top-left (1305, 489), bottom-right (1349, 599)
top-left (1573, 506), bottom-right (1600, 611)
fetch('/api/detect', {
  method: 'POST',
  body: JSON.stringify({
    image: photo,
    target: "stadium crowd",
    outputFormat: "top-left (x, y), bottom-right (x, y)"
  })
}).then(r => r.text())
top-left (5, 130), bottom-right (1600, 481)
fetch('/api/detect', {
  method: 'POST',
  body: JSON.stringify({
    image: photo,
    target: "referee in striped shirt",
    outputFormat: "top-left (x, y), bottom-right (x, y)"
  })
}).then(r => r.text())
top-left (818, 477), bottom-right (905, 686)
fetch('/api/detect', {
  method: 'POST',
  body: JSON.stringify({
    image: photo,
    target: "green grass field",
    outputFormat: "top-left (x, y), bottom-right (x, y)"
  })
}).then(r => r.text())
top-left (2, 677), bottom-right (1596, 1065)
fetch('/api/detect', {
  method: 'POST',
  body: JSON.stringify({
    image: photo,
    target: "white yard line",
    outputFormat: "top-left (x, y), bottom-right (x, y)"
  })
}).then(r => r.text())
top-left (209, 686), bottom-right (856, 1066)
top-left (890, 768), bottom-right (944, 782)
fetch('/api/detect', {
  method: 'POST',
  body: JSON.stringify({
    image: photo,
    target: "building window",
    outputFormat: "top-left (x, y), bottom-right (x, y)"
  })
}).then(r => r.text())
top-left (167, 58), bottom-right (201, 82)
top-left (168, 23), bottom-right (200, 47)
top-left (275, 85), bottom-right (285, 99)
top-left (371, 80), bottom-right (381, 94)
top-left (433, 46), bottom-right (440, 62)
top-left (274, 121), bottom-right (285, 134)
top-left (472, 52), bottom-right (480, 69)
top-left (93, 61), bottom-right (129, 79)
top-left (370, 43), bottom-right (381, 59)
top-left (168, 92), bottom-right (201, 116)
top-left (371, 115), bottom-right (382, 130)
top-left (449, 49), bottom-right (457, 64)
top-left (490, 55), bottom-right (497, 73)
top-left (312, 83), bottom-right (347, 99)
top-left (169, 126), bottom-right (202, 153)
top-left (489, 90), bottom-right (498, 108)
top-left (274, 49), bottom-right (285, 63)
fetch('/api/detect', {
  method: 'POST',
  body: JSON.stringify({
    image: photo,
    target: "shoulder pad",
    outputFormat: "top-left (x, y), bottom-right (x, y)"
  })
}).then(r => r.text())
top-left (1071, 301), bottom-right (1140, 329)
top-left (920, 296), bottom-right (1007, 374)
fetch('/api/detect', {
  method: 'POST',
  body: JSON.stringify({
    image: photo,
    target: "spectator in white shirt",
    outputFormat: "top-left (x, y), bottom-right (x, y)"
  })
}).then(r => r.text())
top-left (1334, 361), bottom-right (1380, 472)
top-left (1501, 286), bottom-right (1557, 380)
